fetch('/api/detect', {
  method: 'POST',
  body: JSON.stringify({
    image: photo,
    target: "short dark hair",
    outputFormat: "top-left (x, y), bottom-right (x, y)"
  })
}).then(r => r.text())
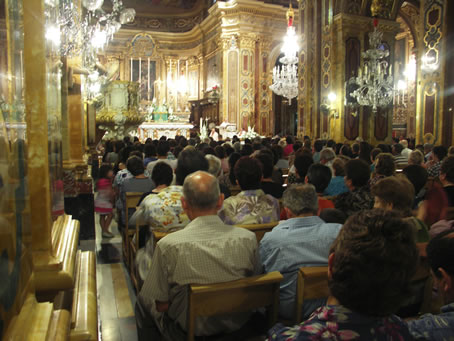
top-left (371, 176), bottom-right (415, 214)
top-left (375, 153), bottom-right (396, 176)
top-left (314, 140), bottom-right (324, 152)
top-left (255, 152), bottom-right (274, 179)
top-left (441, 156), bottom-right (454, 183)
top-left (271, 145), bottom-right (284, 160)
top-left (402, 165), bottom-right (428, 194)
top-left (126, 156), bottom-right (145, 176)
top-left (329, 209), bottom-right (418, 317)
top-left (427, 230), bottom-right (454, 278)
top-left (214, 145), bottom-right (226, 159)
top-left (370, 148), bottom-right (382, 161)
top-left (157, 140), bottom-right (170, 156)
top-left (332, 158), bottom-right (346, 177)
top-left (393, 143), bottom-right (404, 154)
top-left (306, 164), bottom-right (332, 193)
top-left (294, 153), bottom-right (314, 179)
top-left (144, 143), bottom-right (156, 158)
top-left (98, 164), bottom-right (113, 179)
top-left (433, 145), bottom-right (448, 161)
top-left (151, 162), bottom-right (173, 187)
top-left (175, 148), bottom-right (209, 185)
top-left (319, 208), bottom-right (347, 224)
top-left (340, 144), bottom-right (353, 158)
top-left (228, 152), bottom-right (242, 184)
top-left (345, 159), bottom-right (370, 187)
top-left (286, 135), bottom-right (294, 145)
top-left (234, 156), bottom-right (262, 190)
top-left (241, 143), bottom-right (253, 156)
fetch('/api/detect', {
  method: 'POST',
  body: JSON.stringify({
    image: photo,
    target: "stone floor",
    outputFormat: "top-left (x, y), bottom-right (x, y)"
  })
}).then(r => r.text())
top-left (80, 215), bottom-right (138, 341)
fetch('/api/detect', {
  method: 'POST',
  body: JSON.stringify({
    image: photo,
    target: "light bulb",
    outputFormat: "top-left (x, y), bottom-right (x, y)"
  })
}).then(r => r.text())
top-left (328, 92), bottom-right (337, 103)
top-left (45, 25), bottom-right (61, 46)
top-left (91, 29), bottom-right (107, 49)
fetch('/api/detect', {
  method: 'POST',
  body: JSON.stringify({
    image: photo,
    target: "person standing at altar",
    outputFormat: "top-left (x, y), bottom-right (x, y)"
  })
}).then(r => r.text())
top-left (209, 128), bottom-right (219, 142)
top-left (146, 140), bottom-right (178, 176)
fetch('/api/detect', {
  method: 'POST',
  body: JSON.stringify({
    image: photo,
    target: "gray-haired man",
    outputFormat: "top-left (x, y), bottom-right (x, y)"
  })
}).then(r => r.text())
top-left (136, 171), bottom-right (259, 340)
top-left (259, 184), bottom-right (342, 321)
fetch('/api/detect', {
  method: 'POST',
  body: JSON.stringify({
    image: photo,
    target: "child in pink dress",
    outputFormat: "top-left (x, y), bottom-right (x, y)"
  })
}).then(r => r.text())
top-left (95, 164), bottom-right (115, 238)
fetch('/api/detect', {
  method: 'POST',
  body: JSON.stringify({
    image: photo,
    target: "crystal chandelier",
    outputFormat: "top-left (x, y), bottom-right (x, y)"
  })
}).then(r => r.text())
top-left (347, 19), bottom-right (394, 113)
top-left (45, 0), bottom-right (135, 71)
top-left (270, 3), bottom-right (299, 104)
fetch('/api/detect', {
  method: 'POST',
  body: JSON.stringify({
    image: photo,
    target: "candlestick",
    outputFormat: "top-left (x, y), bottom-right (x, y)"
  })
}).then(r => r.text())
top-left (148, 58), bottom-right (150, 101)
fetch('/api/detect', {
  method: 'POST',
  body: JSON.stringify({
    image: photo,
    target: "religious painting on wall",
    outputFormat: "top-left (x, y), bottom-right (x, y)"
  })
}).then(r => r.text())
top-left (130, 58), bottom-right (156, 102)
top-left (206, 53), bottom-right (220, 91)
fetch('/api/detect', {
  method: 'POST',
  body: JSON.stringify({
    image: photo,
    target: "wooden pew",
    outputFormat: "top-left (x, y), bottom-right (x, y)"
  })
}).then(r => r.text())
top-left (187, 272), bottom-right (283, 341)
top-left (34, 214), bottom-right (80, 296)
top-left (2, 246), bottom-right (71, 341)
top-left (151, 221), bottom-right (279, 247)
top-left (70, 251), bottom-right (98, 341)
top-left (235, 222), bottom-right (279, 242)
top-left (122, 192), bottom-right (143, 269)
top-left (295, 266), bottom-right (329, 324)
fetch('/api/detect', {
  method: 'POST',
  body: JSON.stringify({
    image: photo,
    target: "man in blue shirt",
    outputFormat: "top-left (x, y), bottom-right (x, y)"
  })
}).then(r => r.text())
top-left (407, 230), bottom-right (454, 340)
top-left (259, 184), bottom-right (342, 320)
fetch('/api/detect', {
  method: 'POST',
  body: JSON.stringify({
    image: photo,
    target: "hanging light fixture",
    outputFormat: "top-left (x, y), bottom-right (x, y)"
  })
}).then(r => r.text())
top-left (347, 19), bottom-right (394, 113)
top-left (45, 0), bottom-right (135, 71)
top-left (270, 3), bottom-right (299, 104)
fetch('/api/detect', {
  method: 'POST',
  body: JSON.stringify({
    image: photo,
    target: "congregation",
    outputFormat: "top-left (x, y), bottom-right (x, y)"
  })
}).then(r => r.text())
top-left (94, 134), bottom-right (454, 340)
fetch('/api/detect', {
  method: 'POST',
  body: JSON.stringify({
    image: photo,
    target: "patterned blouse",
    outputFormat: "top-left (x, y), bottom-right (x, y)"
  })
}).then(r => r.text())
top-left (218, 189), bottom-right (280, 225)
top-left (130, 185), bottom-right (189, 231)
top-left (334, 186), bottom-right (374, 217)
top-left (268, 305), bottom-right (415, 341)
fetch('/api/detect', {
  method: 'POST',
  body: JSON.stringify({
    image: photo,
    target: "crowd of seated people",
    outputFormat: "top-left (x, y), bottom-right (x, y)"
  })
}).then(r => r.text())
top-left (94, 134), bottom-right (454, 340)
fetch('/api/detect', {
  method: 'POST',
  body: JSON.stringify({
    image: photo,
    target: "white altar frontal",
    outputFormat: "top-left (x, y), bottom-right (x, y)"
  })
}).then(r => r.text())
top-left (138, 122), bottom-right (194, 140)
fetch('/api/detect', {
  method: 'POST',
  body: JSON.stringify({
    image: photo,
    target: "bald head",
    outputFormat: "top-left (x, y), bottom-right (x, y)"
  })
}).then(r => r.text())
top-left (183, 171), bottom-right (221, 211)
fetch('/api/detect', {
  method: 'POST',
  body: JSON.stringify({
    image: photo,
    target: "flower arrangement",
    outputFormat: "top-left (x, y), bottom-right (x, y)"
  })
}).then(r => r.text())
top-left (241, 125), bottom-right (260, 139)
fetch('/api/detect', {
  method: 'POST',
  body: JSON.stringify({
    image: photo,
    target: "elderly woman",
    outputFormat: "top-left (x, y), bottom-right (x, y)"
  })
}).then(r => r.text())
top-left (268, 209), bottom-right (418, 341)
top-left (408, 149), bottom-right (425, 166)
top-left (372, 176), bottom-right (429, 243)
top-left (369, 152), bottom-right (396, 186)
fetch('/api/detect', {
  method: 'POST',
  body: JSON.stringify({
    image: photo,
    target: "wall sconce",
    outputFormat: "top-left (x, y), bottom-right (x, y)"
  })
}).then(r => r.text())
top-left (320, 92), bottom-right (339, 118)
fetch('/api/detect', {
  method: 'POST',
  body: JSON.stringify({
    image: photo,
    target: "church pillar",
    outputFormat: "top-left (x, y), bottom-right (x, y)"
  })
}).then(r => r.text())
top-left (238, 34), bottom-right (257, 131)
top-left (221, 35), bottom-right (239, 125)
top-left (257, 38), bottom-right (272, 135)
top-left (298, 0), bottom-right (310, 138)
top-left (416, 0), bottom-right (451, 146)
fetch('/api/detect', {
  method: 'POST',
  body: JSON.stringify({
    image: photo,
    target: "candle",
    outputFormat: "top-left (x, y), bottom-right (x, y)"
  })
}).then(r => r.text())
top-left (148, 58), bottom-right (150, 101)
top-left (139, 57), bottom-right (142, 84)
top-left (130, 58), bottom-right (133, 81)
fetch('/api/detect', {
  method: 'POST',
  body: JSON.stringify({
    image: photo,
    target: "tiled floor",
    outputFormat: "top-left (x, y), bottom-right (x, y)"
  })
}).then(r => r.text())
top-left (80, 215), bottom-right (138, 341)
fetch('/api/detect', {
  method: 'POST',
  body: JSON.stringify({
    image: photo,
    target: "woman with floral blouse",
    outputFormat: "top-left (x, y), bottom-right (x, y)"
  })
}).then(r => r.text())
top-left (268, 209), bottom-right (418, 341)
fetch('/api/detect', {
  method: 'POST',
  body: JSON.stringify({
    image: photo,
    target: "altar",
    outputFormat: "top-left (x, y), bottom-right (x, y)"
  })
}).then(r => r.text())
top-left (138, 122), bottom-right (194, 139)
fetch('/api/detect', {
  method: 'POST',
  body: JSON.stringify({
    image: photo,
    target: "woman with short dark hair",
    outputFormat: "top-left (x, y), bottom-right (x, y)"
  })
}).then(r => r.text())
top-left (369, 152), bottom-right (396, 186)
top-left (218, 156), bottom-right (280, 225)
top-left (268, 209), bottom-right (418, 341)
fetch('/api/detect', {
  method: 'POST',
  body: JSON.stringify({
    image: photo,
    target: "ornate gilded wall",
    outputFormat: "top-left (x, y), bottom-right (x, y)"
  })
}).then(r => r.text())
top-left (102, 0), bottom-right (291, 135)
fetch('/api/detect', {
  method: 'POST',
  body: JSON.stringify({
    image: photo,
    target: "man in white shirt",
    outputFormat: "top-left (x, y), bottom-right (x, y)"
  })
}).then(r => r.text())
top-left (136, 171), bottom-right (259, 340)
top-left (400, 139), bottom-right (412, 160)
